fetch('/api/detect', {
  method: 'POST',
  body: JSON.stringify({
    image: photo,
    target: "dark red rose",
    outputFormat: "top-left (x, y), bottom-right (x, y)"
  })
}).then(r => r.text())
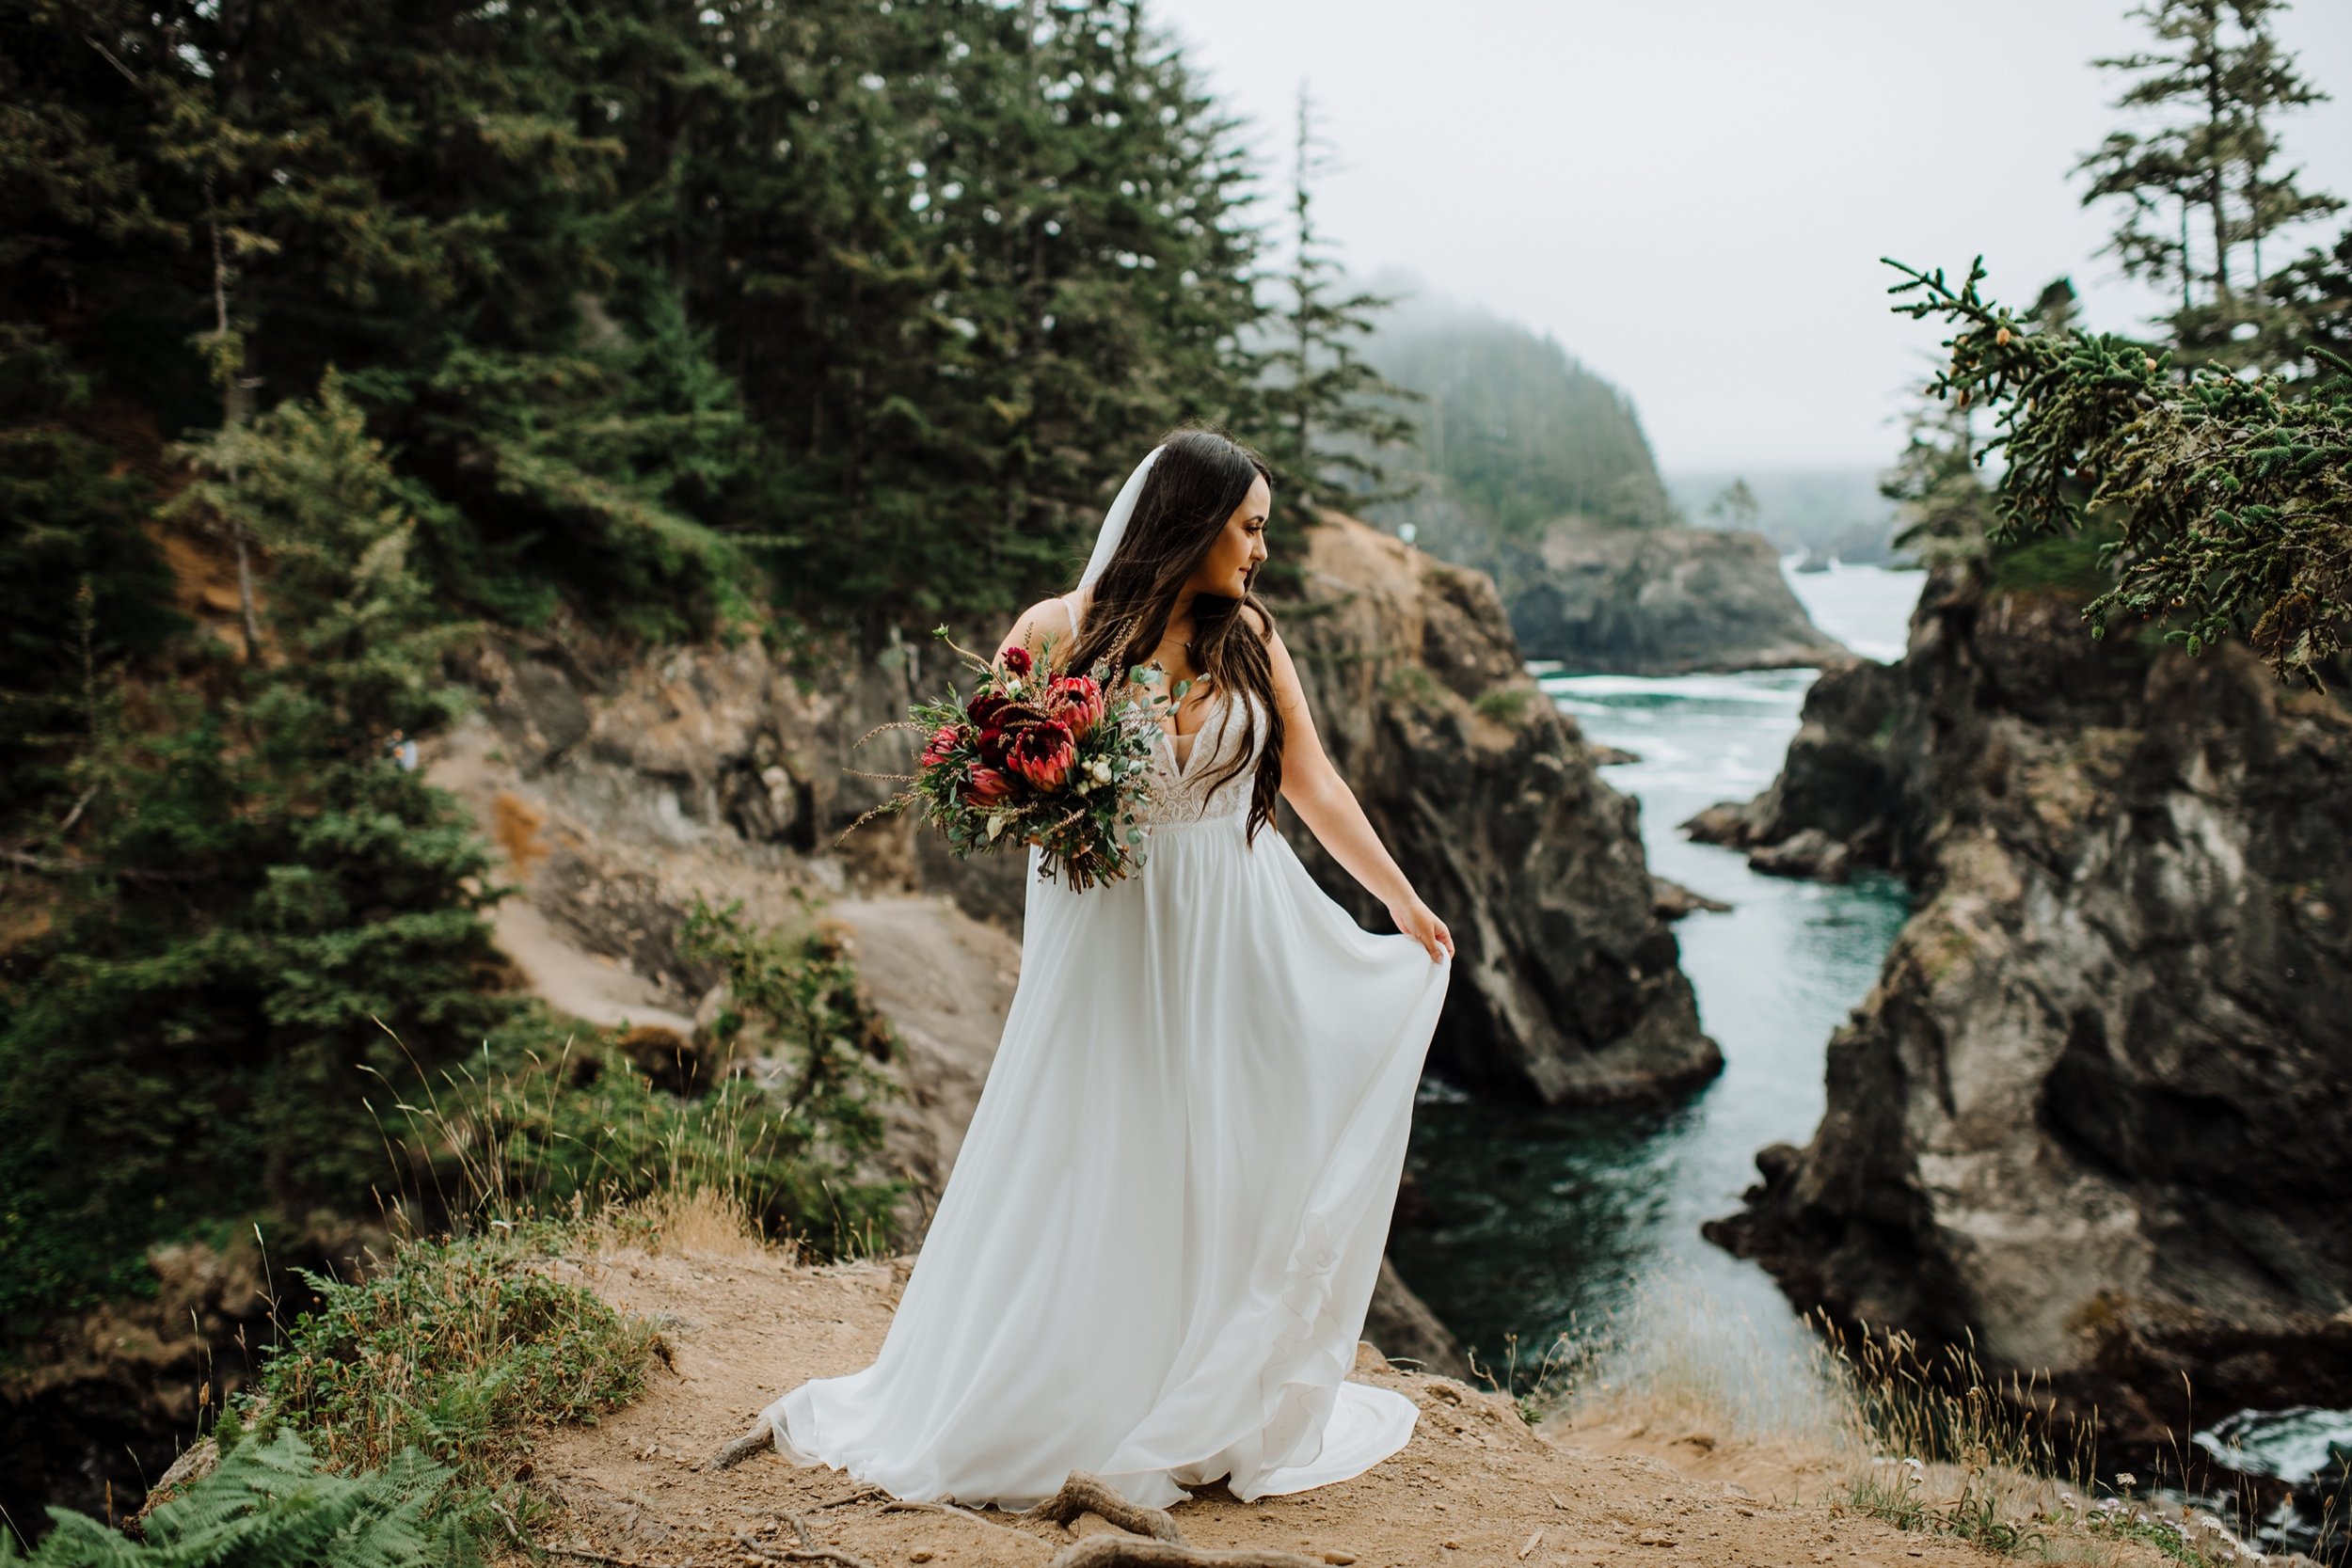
top-left (968, 691), bottom-right (1011, 729)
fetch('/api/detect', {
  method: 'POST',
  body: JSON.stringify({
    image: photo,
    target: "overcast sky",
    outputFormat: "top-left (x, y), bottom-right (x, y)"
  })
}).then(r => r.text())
top-left (1149, 0), bottom-right (2352, 475)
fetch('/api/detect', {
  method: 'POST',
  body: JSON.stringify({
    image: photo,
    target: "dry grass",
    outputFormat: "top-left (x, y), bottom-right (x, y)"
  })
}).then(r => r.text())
top-left (579, 1181), bottom-right (783, 1265)
top-left (1520, 1275), bottom-right (2274, 1568)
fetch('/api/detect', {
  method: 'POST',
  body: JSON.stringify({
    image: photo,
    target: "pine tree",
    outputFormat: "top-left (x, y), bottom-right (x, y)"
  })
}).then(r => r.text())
top-left (1882, 253), bottom-right (2351, 685)
top-left (0, 377), bottom-right (508, 1320)
top-left (0, 327), bottom-right (183, 815)
top-left (661, 0), bottom-right (1268, 627)
top-left (1259, 82), bottom-right (1422, 516)
top-left (2262, 222), bottom-right (2352, 375)
top-left (1706, 478), bottom-right (1762, 532)
top-left (1879, 393), bottom-right (1995, 568)
top-left (2073, 0), bottom-right (2343, 371)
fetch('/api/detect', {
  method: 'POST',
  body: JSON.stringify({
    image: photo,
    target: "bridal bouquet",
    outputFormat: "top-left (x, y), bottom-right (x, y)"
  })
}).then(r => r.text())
top-left (839, 627), bottom-right (1182, 892)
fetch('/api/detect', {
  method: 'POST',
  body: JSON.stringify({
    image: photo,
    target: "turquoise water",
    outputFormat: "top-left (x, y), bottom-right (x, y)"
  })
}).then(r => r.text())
top-left (1388, 561), bottom-right (1926, 1391)
top-left (1385, 561), bottom-right (2348, 1538)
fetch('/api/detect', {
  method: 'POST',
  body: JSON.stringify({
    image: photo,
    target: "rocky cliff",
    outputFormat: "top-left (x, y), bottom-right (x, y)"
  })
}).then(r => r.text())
top-left (439, 509), bottom-right (1718, 1114)
top-left (398, 513), bottom-right (1734, 1386)
top-left (1280, 511), bottom-right (1721, 1105)
top-left (1695, 561), bottom-right (2352, 1451)
top-left (1474, 519), bottom-right (1850, 675)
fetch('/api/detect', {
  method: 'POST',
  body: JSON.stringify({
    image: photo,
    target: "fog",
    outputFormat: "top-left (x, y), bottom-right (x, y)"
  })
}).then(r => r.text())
top-left (1152, 0), bottom-right (2352, 472)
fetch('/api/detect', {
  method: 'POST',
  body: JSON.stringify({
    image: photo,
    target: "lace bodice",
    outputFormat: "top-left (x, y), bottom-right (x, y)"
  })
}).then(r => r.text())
top-left (1054, 594), bottom-right (1264, 830)
top-left (1136, 685), bottom-right (1267, 827)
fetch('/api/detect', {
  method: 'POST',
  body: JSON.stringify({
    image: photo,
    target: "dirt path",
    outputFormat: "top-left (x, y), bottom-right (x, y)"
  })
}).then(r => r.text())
top-left (503, 1230), bottom-right (2117, 1568)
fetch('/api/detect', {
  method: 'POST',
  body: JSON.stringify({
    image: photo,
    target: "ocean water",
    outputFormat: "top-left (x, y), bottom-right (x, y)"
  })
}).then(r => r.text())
top-left (1388, 557), bottom-right (2346, 1532)
top-left (1390, 560), bottom-right (1925, 1398)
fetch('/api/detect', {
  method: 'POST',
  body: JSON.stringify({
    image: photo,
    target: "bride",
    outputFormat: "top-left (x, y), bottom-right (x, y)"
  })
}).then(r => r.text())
top-left (739, 425), bottom-right (1455, 1510)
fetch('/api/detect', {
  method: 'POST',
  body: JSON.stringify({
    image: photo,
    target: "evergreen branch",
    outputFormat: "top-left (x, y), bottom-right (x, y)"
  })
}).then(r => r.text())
top-left (1884, 253), bottom-right (2352, 686)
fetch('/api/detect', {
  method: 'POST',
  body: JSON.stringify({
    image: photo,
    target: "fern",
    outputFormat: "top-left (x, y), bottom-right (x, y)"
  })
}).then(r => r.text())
top-left (1, 1429), bottom-right (470, 1567)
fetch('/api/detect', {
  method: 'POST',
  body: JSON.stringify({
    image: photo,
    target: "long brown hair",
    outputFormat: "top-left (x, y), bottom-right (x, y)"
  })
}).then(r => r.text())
top-left (1061, 425), bottom-right (1285, 847)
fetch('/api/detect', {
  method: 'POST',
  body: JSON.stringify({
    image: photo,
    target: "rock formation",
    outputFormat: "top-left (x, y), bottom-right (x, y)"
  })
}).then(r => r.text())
top-left (389, 509), bottom-right (1740, 1412)
top-left (1278, 511), bottom-right (1721, 1107)
top-left (448, 509), bottom-right (1720, 1114)
top-left (1696, 560), bottom-right (2352, 1449)
top-left (1479, 519), bottom-right (1851, 675)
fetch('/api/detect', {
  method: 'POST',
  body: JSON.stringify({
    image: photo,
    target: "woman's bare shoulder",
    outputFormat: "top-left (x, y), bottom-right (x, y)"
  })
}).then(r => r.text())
top-left (1000, 591), bottom-right (1082, 664)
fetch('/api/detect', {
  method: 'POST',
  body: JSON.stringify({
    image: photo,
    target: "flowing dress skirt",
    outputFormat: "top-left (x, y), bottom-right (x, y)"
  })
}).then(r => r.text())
top-left (760, 805), bottom-right (1453, 1509)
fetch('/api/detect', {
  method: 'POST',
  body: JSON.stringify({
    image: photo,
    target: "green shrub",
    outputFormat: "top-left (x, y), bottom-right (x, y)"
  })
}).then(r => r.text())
top-left (1472, 684), bottom-right (1536, 726)
top-left (397, 900), bottom-right (906, 1261)
top-left (234, 1229), bottom-right (658, 1498)
top-left (0, 381), bottom-right (508, 1330)
top-left (1984, 517), bottom-right (2125, 599)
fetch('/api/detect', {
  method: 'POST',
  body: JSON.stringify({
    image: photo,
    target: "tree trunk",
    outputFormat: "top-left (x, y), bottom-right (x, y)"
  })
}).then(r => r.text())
top-left (2203, 24), bottom-right (2233, 306)
top-left (214, 0), bottom-right (263, 657)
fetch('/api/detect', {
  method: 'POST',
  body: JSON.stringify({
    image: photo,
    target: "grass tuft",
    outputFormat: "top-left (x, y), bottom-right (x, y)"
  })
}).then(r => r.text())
top-left (1518, 1276), bottom-right (2275, 1567)
top-left (218, 1221), bottom-right (661, 1547)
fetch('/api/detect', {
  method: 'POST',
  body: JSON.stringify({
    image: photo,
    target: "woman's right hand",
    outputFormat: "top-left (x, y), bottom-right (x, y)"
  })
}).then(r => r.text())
top-left (1388, 895), bottom-right (1454, 964)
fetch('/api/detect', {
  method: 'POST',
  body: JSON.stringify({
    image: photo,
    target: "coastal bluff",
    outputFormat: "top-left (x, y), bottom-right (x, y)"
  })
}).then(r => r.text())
top-left (1446, 516), bottom-right (1851, 676)
top-left (1692, 560), bottom-right (2352, 1455)
top-left (1281, 509), bottom-right (1720, 1106)
top-left (434, 506), bottom-right (1723, 1119)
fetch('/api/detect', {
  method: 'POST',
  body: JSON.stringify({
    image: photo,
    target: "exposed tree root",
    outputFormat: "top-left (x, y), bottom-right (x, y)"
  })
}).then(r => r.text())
top-left (543, 1544), bottom-right (678, 1568)
top-left (709, 1413), bottom-right (777, 1470)
top-left (1012, 1472), bottom-right (1328, 1567)
top-left (702, 1451), bottom-right (1336, 1568)
top-left (1015, 1470), bottom-right (1184, 1542)
top-left (881, 1497), bottom-right (1051, 1542)
top-left (1043, 1540), bottom-right (1327, 1568)
top-left (734, 1510), bottom-right (881, 1568)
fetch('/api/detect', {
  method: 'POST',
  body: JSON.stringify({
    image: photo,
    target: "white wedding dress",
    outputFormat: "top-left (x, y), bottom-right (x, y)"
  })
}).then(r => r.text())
top-left (758, 594), bottom-right (1453, 1509)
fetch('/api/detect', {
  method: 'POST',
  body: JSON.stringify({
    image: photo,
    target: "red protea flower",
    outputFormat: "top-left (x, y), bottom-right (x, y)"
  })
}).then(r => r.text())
top-left (1043, 673), bottom-right (1105, 738)
top-left (999, 644), bottom-right (1033, 676)
top-left (920, 722), bottom-right (969, 768)
top-left (1005, 718), bottom-right (1076, 789)
top-left (962, 764), bottom-right (1015, 806)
